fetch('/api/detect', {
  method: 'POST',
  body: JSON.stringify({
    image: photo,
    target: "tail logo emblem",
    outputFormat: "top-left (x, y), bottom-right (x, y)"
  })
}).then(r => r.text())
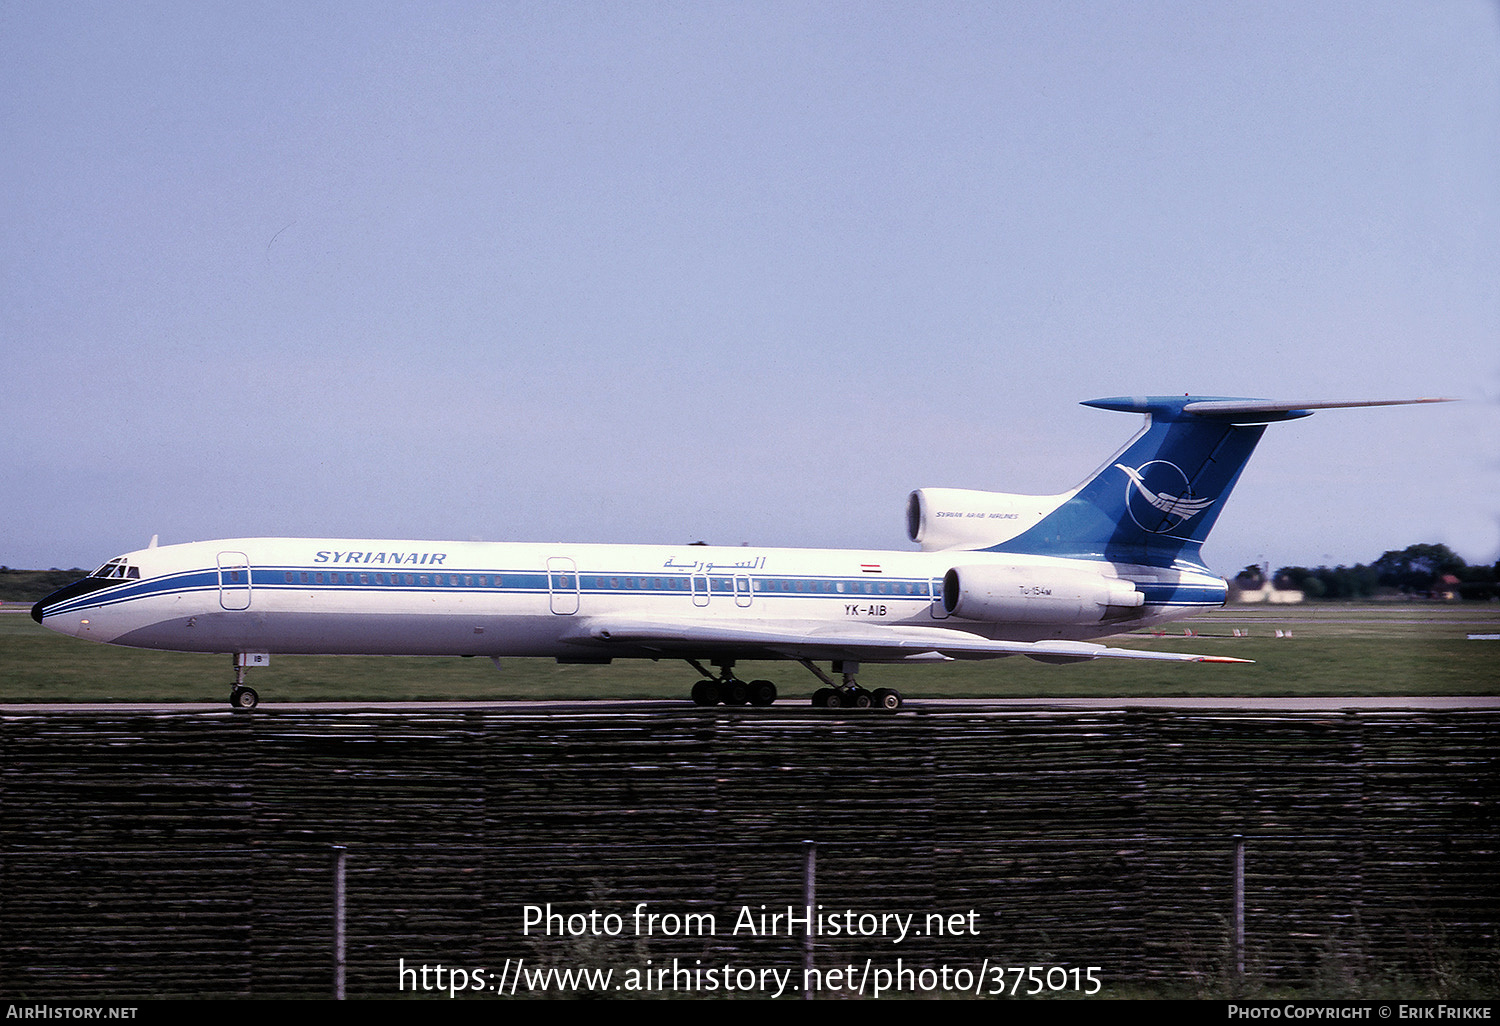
top-left (1115, 462), bottom-right (1216, 533)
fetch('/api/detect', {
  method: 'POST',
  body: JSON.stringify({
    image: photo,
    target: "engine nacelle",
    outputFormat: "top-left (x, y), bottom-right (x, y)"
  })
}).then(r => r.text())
top-left (906, 488), bottom-right (1067, 552)
top-left (943, 564), bottom-right (1144, 624)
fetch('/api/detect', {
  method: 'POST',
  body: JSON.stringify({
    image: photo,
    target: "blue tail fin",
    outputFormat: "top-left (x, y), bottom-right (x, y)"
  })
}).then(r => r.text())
top-left (986, 396), bottom-right (1306, 567)
top-left (984, 395), bottom-right (1449, 567)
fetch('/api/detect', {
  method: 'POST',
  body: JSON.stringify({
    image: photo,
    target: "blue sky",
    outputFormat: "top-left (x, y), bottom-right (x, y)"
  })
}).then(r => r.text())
top-left (4, 1), bottom-right (1497, 576)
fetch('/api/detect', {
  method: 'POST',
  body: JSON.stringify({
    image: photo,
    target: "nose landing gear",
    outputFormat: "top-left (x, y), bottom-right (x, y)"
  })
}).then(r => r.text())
top-left (228, 652), bottom-right (266, 710)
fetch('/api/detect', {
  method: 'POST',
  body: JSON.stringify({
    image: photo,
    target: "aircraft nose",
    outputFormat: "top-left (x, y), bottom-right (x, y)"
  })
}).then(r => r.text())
top-left (30, 575), bottom-right (106, 627)
top-left (30, 589), bottom-right (58, 623)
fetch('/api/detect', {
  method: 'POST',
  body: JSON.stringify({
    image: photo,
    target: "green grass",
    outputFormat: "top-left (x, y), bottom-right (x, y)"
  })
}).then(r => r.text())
top-left (3, 603), bottom-right (1495, 703)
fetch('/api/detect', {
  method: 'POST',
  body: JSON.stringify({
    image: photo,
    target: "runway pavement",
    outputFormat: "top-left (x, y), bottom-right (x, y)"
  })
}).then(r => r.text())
top-left (4, 695), bottom-right (1498, 715)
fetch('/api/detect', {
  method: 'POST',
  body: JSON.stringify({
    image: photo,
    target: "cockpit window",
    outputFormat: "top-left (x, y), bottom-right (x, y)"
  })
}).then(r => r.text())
top-left (90, 559), bottom-right (139, 580)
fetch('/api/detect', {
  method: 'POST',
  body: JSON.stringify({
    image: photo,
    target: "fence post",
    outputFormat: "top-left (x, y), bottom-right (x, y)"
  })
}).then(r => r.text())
top-left (802, 840), bottom-right (816, 1000)
top-left (1231, 834), bottom-right (1245, 981)
top-left (333, 844), bottom-right (347, 1000)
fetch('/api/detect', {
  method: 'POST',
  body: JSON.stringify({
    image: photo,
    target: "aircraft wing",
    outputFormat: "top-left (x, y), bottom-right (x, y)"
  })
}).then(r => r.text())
top-left (560, 617), bottom-right (1251, 665)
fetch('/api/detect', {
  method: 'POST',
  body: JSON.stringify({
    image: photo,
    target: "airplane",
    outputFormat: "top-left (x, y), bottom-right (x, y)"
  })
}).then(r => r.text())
top-left (31, 394), bottom-right (1450, 711)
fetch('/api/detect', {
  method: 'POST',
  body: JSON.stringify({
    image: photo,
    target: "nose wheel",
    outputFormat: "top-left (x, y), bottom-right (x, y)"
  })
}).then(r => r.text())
top-left (229, 653), bottom-right (262, 710)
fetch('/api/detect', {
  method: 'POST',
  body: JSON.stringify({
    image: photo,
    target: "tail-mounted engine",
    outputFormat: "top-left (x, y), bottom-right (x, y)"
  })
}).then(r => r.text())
top-left (943, 564), bottom-right (1144, 624)
top-left (907, 488), bottom-right (1068, 552)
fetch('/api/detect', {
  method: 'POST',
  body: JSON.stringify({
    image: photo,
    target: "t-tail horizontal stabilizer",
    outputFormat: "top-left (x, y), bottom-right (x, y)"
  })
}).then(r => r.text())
top-left (985, 395), bottom-right (1453, 566)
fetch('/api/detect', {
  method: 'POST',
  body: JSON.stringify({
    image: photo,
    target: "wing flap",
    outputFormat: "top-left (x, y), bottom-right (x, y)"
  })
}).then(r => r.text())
top-left (562, 617), bottom-right (1250, 665)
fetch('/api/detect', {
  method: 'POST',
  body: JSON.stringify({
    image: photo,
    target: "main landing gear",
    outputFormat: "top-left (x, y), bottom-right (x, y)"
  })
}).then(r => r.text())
top-left (229, 653), bottom-right (260, 710)
top-left (686, 659), bottom-right (778, 707)
top-left (684, 658), bottom-right (902, 712)
top-left (801, 659), bottom-right (902, 711)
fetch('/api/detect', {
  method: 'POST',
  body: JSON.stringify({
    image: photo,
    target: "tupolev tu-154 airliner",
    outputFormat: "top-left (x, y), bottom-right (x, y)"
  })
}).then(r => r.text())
top-left (32, 395), bottom-right (1449, 710)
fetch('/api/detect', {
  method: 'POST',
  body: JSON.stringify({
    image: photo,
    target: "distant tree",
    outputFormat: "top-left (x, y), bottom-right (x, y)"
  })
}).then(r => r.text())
top-left (1273, 566), bottom-right (1309, 590)
top-left (1272, 565), bottom-right (1327, 598)
top-left (1284, 564), bottom-right (1377, 600)
top-left (1455, 561), bottom-right (1499, 600)
top-left (1319, 564), bottom-right (1380, 599)
top-left (1372, 544), bottom-right (1467, 593)
top-left (1236, 547), bottom-right (1496, 601)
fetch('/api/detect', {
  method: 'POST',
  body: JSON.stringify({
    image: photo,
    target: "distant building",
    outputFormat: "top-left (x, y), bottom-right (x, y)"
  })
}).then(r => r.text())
top-left (1233, 583), bottom-right (1304, 604)
top-left (1435, 574), bottom-right (1461, 602)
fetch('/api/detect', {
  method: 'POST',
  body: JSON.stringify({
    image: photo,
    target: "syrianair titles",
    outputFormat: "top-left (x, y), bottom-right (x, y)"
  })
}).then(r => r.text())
top-left (33, 395), bottom-right (1449, 710)
top-left (314, 550), bottom-right (451, 565)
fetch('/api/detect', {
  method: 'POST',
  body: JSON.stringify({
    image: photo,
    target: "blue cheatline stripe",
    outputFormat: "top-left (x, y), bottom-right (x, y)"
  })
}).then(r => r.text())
top-left (45, 565), bottom-right (941, 615)
top-left (46, 569), bottom-right (219, 616)
top-left (260, 567), bottom-right (936, 600)
top-left (1135, 582), bottom-right (1227, 606)
top-left (46, 563), bottom-right (1226, 616)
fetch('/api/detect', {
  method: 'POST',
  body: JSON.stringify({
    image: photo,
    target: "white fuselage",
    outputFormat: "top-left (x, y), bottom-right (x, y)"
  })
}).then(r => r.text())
top-left (39, 537), bottom-right (1226, 662)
